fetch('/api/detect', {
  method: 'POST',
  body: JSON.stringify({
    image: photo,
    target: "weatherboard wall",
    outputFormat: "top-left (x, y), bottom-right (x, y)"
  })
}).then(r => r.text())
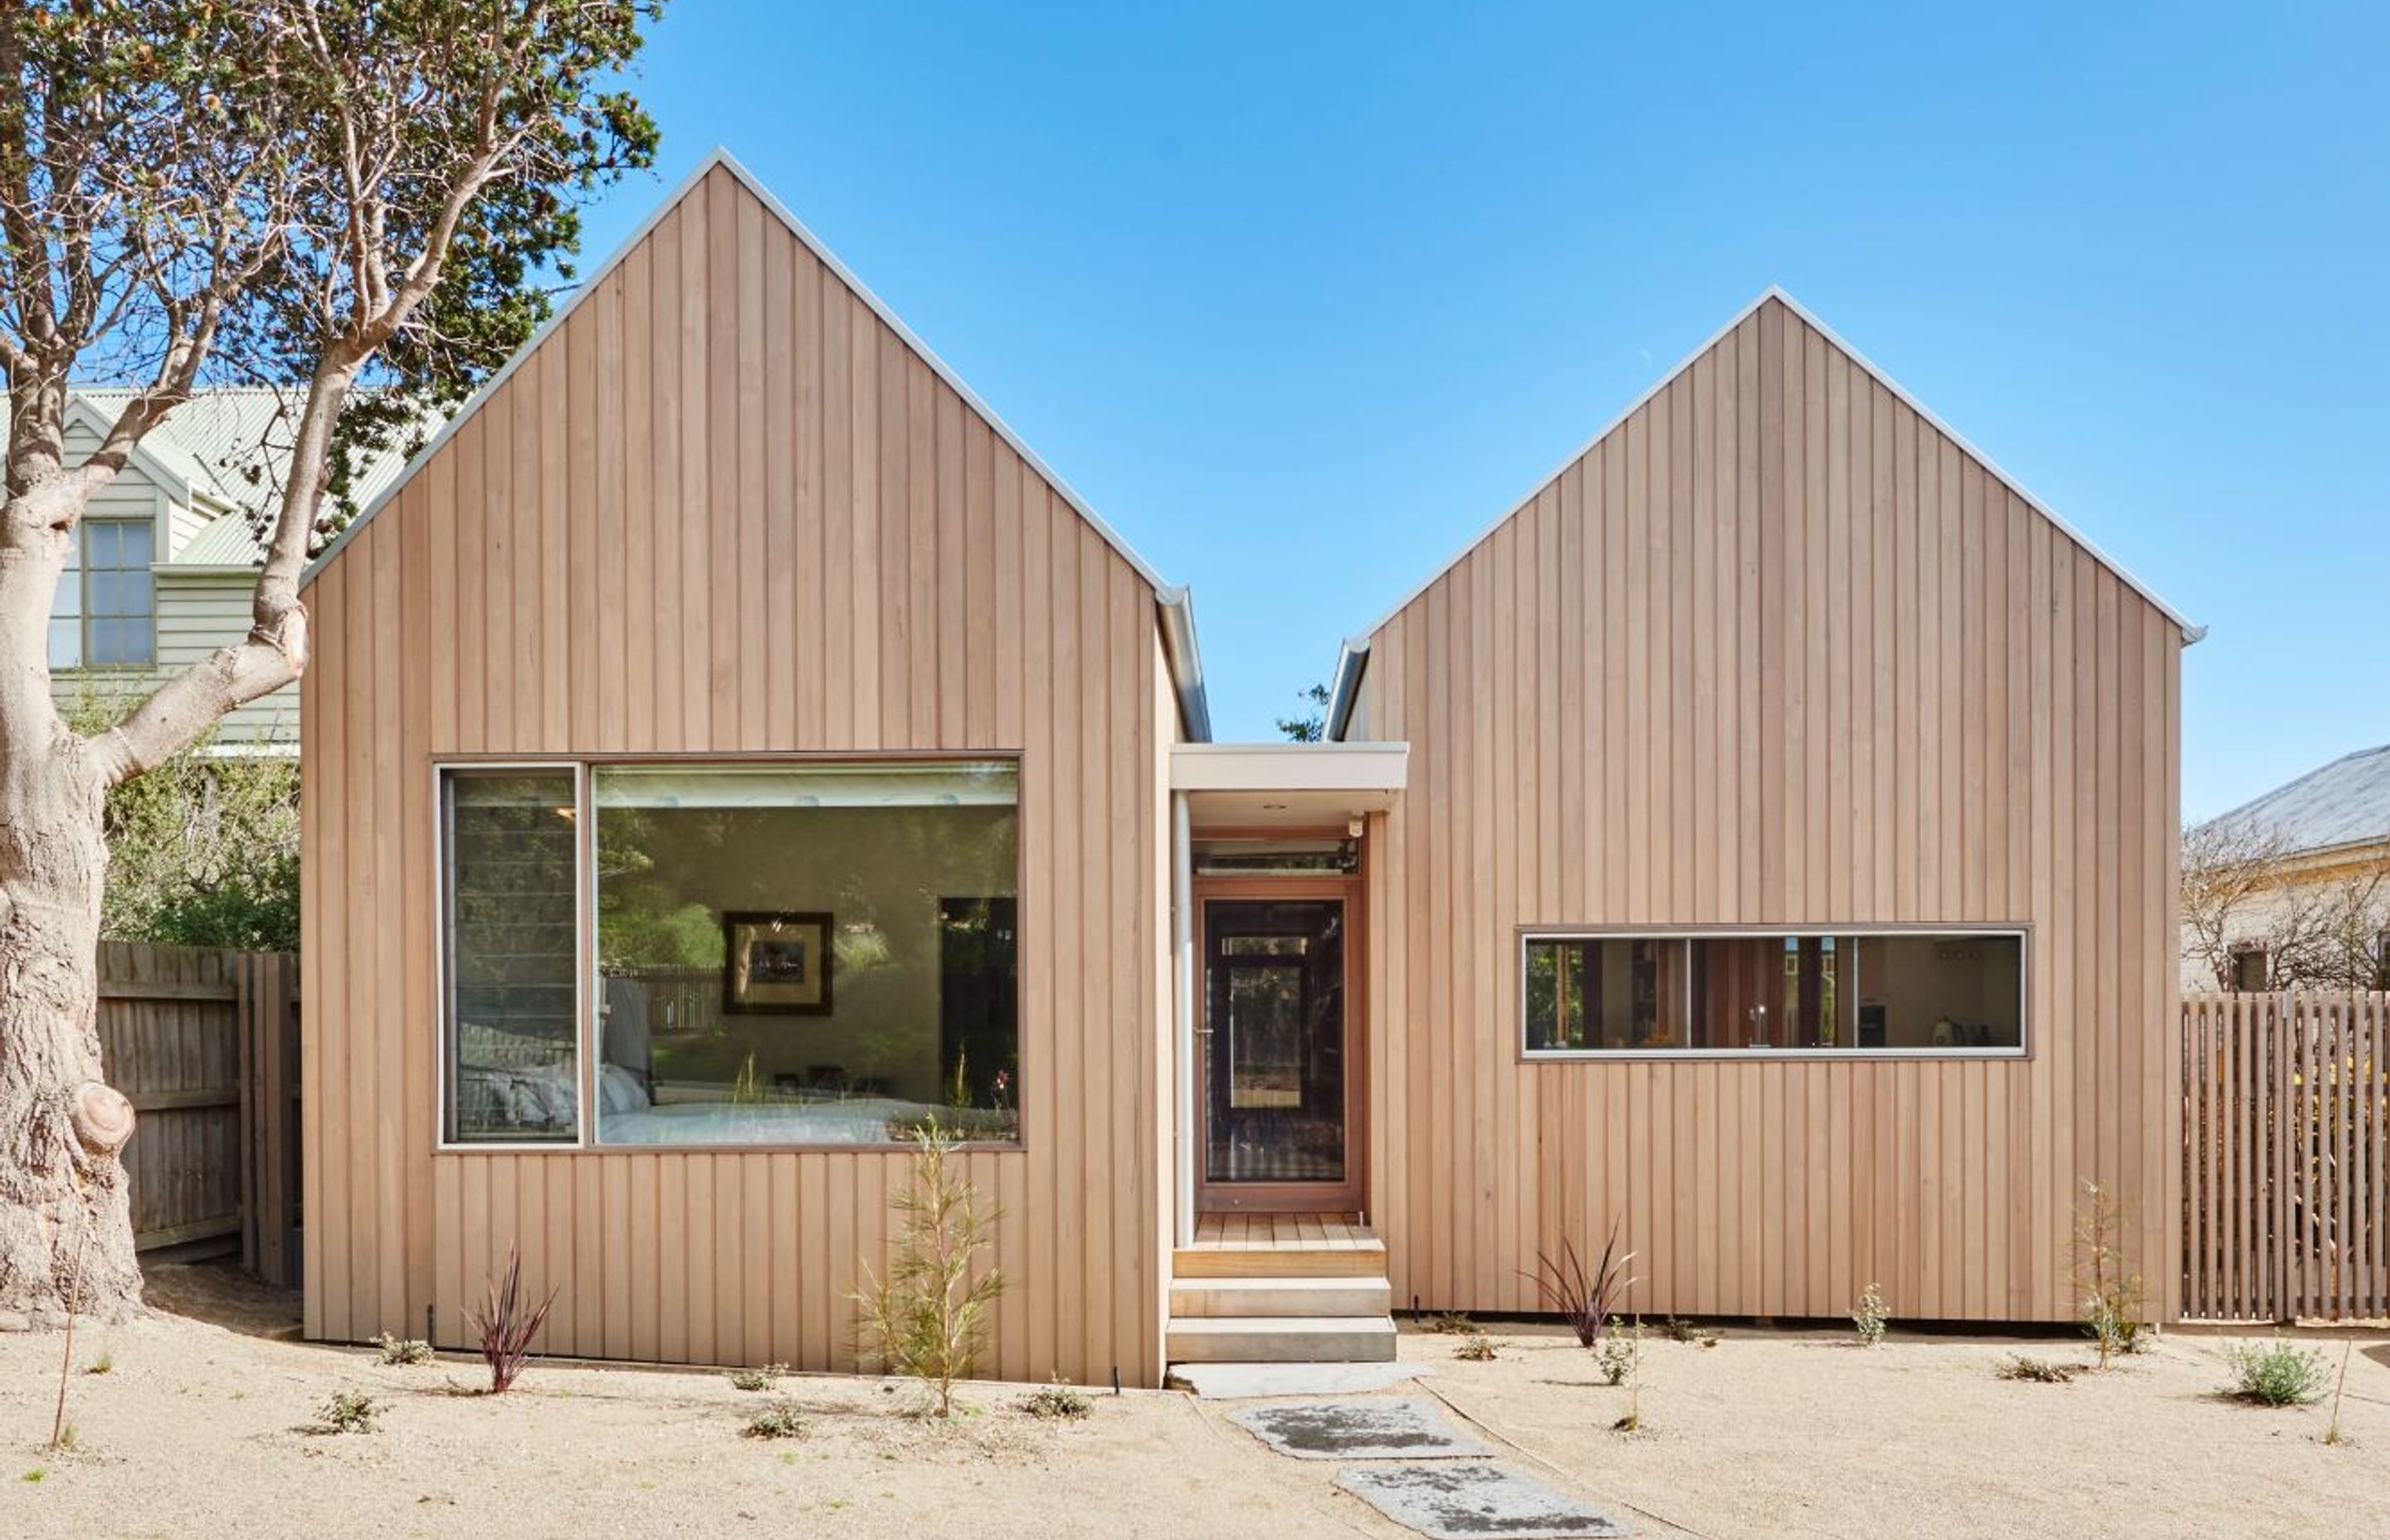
top-left (1351, 296), bottom-right (2185, 1325)
top-left (300, 164), bottom-right (1171, 1384)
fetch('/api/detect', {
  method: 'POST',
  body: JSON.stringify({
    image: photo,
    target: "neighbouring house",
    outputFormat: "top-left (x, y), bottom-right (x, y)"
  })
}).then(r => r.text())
top-left (41, 388), bottom-right (414, 748)
top-left (299, 150), bottom-right (2194, 1386)
top-left (2180, 744), bottom-right (2390, 992)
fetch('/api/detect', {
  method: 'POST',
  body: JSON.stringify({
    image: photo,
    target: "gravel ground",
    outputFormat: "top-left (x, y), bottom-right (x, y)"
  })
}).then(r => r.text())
top-left (1408, 1318), bottom-right (2390, 1539)
top-left (3, 1267), bottom-right (2384, 1539)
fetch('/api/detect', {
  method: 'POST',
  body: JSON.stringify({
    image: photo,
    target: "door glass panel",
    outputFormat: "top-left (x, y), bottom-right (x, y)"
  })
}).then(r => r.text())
top-left (1205, 899), bottom-right (1344, 1184)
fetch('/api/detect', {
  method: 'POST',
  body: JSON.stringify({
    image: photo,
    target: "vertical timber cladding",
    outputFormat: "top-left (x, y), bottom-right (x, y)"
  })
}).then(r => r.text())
top-left (300, 163), bottom-right (1168, 1383)
top-left (1357, 297), bottom-right (2186, 1324)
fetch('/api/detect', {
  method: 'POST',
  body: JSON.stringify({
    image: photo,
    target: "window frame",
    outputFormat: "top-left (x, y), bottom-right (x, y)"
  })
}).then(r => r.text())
top-left (433, 753), bottom-right (1028, 1155)
top-left (1516, 923), bottom-right (2032, 1062)
top-left (61, 516), bottom-right (159, 670)
top-left (434, 759), bottom-right (588, 1151)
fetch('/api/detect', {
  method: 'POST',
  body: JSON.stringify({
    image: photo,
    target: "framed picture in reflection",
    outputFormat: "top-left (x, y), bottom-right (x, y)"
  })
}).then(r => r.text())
top-left (722, 910), bottom-right (832, 1015)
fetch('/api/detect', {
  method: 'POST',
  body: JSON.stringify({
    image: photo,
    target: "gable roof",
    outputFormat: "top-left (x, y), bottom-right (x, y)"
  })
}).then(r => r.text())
top-left (2207, 744), bottom-right (2390, 859)
top-left (1327, 286), bottom-right (2202, 738)
top-left (41, 387), bottom-right (424, 567)
top-left (299, 148), bottom-right (1211, 738)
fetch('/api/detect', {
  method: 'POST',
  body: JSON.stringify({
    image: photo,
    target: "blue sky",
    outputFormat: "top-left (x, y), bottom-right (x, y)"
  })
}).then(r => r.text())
top-left (574, 2), bottom-right (2385, 820)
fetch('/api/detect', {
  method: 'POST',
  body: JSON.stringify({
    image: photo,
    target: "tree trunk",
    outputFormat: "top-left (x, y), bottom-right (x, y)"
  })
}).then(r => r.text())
top-left (0, 461), bottom-right (142, 1323)
top-left (0, 729), bottom-right (139, 1322)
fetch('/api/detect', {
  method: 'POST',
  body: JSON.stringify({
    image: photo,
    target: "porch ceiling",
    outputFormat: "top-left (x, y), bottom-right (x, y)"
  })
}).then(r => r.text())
top-left (1170, 741), bottom-right (1407, 830)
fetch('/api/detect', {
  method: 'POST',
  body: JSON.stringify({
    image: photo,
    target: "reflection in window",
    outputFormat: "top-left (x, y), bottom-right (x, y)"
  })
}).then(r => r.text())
top-left (442, 770), bottom-right (579, 1143)
top-left (1524, 932), bottom-right (2024, 1055)
top-left (593, 763), bottom-right (1019, 1146)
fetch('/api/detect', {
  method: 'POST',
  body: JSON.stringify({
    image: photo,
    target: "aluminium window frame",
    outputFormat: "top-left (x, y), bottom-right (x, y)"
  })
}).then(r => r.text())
top-left (1516, 922), bottom-right (2032, 1063)
top-left (432, 753), bottom-right (1029, 1155)
top-left (433, 758), bottom-right (588, 1152)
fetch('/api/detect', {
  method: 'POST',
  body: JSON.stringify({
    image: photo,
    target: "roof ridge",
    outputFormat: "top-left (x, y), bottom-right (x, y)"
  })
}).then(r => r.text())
top-left (1339, 287), bottom-right (2202, 648)
top-left (300, 148), bottom-right (1183, 601)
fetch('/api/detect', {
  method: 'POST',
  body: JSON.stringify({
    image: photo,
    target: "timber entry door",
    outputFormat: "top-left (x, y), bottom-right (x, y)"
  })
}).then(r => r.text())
top-left (1196, 894), bottom-right (1358, 1212)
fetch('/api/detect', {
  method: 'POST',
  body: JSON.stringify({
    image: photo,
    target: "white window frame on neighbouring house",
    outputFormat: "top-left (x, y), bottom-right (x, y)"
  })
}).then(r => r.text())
top-left (1518, 924), bottom-right (2031, 1061)
top-left (51, 517), bottom-right (159, 670)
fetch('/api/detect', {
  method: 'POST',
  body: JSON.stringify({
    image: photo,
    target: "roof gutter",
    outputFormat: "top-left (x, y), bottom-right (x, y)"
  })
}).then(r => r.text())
top-left (1324, 636), bottom-right (1369, 742)
top-left (1156, 585), bottom-right (1212, 743)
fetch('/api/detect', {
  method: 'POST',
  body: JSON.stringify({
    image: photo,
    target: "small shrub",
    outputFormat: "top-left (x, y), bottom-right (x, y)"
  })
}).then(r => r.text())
top-left (83, 1351), bottom-right (113, 1377)
top-left (2326, 1340), bottom-right (2354, 1446)
top-left (1524, 1217), bottom-right (1639, 1349)
top-left (1998, 1355), bottom-right (2076, 1384)
top-left (1851, 1283), bottom-right (1890, 1348)
top-left (373, 1334), bottom-right (434, 1367)
top-left (467, 1240), bottom-right (558, 1394)
top-left (2224, 1337), bottom-right (2329, 1407)
top-left (319, 1391), bottom-right (383, 1435)
top-left (855, 1128), bottom-right (1005, 1418)
top-left (1455, 1332), bottom-right (1497, 1362)
top-left (1427, 1310), bottom-right (1476, 1336)
top-left (2073, 1180), bottom-right (2148, 1369)
top-left (22, 1469), bottom-right (44, 1484)
top-left (743, 1398), bottom-right (805, 1440)
top-left (1610, 1318), bottom-right (1647, 1432)
top-left (1022, 1380), bottom-right (1092, 1420)
top-left (729, 1362), bottom-right (787, 1392)
top-left (1595, 1317), bottom-right (1640, 1386)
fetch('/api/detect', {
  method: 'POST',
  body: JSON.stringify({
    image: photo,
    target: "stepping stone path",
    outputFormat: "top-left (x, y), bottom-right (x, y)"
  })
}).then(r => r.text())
top-left (1337, 1463), bottom-right (1632, 1539)
top-left (1222, 1394), bottom-right (1631, 1538)
top-left (1230, 1398), bottom-right (1490, 1460)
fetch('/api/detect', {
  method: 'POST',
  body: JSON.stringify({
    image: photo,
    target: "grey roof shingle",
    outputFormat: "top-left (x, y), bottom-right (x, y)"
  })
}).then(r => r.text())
top-left (2209, 744), bottom-right (2390, 856)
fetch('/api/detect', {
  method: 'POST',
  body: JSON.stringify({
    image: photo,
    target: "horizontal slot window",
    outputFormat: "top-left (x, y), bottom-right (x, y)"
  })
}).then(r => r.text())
top-left (1522, 930), bottom-right (2025, 1057)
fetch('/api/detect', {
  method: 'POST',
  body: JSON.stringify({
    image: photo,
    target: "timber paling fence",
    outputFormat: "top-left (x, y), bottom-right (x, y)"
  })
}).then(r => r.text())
top-left (96, 941), bottom-right (300, 1289)
top-left (2183, 991), bottom-right (2390, 1323)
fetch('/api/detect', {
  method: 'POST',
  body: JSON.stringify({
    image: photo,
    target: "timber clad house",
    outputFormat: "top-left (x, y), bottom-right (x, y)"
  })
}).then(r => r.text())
top-left (300, 151), bottom-right (2194, 1386)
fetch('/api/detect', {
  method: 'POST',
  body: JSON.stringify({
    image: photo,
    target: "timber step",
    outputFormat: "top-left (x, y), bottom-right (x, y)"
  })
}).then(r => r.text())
top-left (1169, 1275), bottom-right (1393, 1318)
top-left (1163, 1314), bottom-right (1398, 1365)
top-left (1173, 1241), bottom-right (1388, 1279)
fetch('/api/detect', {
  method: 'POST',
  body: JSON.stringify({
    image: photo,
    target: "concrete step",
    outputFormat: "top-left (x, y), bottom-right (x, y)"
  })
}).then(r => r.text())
top-left (1173, 1242), bottom-right (1388, 1279)
top-left (1165, 1314), bottom-right (1398, 1365)
top-left (1169, 1275), bottom-right (1393, 1318)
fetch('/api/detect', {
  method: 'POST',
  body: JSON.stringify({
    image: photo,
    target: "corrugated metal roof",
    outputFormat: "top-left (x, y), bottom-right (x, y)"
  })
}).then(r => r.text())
top-left (170, 511), bottom-right (272, 567)
top-left (66, 387), bottom-right (424, 564)
top-left (2207, 743), bottom-right (2390, 855)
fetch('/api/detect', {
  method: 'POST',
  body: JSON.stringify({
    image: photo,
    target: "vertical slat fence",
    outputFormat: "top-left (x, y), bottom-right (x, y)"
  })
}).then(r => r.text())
top-left (93, 941), bottom-right (301, 1288)
top-left (2183, 991), bottom-right (2388, 1323)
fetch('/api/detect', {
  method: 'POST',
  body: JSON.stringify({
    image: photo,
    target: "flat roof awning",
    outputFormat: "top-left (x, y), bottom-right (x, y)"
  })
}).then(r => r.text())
top-left (1168, 741), bottom-right (1407, 830)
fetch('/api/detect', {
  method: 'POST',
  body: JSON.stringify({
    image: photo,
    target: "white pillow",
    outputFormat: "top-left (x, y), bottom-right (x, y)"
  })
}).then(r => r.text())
top-left (598, 1063), bottom-right (650, 1113)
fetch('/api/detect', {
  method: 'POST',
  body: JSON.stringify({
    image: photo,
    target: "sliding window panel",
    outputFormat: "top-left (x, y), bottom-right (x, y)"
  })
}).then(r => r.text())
top-left (1524, 937), bottom-right (1690, 1050)
top-left (441, 768), bottom-right (582, 1143)
top-left (1849, 933), bottom-right (2024, 1050)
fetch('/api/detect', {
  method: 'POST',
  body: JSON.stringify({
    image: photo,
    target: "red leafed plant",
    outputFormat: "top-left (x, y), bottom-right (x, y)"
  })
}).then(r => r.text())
top-left (1524, 1218), bottom-right (1640, 1348)
top-left (467, 1241), bottom-right (558, 1393)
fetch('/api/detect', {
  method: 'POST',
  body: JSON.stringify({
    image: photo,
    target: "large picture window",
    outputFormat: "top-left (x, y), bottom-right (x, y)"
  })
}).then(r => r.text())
top-left (1522, 929), bottom-right (2025, 1058)
top-left (437, 760), bottom-right (1022, 1149)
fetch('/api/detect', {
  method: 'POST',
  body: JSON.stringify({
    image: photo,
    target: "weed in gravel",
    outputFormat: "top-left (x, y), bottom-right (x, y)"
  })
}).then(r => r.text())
top-left (1022, 1380), bottom-right (1092, 1420)
top-left (744, 1398), bottom-right (806, 1439)
top-left (729, 1362), bottom-right (788, 1392)
top-left (1998, 1355), bottom-right (2076, 1384)
top-left (319, 1391), bottom-right (383, 1434)
top-left (373, 1334), bottom-right (434, 1367)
